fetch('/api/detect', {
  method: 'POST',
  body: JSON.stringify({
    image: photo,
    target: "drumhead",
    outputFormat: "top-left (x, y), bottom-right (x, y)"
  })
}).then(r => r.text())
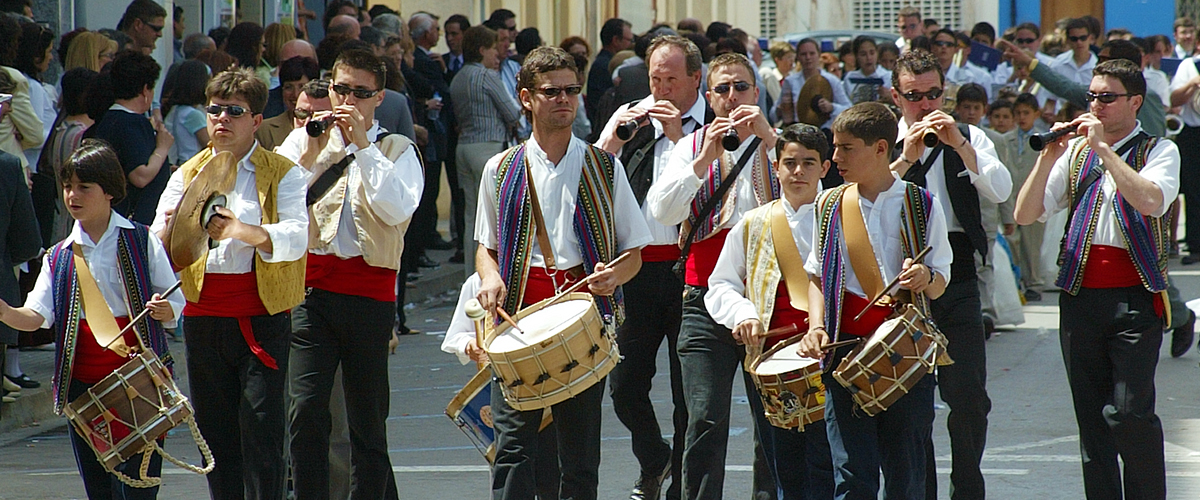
top-left (489, 300), bottom-right (593, 352)
top-left (863, 317), bottom-right (902, 348)
top-left (755, 348), bottom-right (819, 375)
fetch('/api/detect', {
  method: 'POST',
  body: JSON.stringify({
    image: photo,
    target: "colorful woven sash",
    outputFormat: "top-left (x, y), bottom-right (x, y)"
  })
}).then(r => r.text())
top-left (680, 126), bottom-right (778, 244)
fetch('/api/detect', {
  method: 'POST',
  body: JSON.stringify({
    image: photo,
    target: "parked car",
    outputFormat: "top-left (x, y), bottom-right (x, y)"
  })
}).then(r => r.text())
top-left (758, 30), bottom-right (899, 68)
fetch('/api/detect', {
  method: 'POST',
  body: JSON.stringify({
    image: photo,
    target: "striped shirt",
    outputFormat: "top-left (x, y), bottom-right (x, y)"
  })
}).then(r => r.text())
top-left (450, 62), bottom-right (523, 144)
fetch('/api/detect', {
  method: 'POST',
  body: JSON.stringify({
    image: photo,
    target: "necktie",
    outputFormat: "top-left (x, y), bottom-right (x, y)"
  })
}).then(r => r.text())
top-left (451, 56), bottom-right (462, 72)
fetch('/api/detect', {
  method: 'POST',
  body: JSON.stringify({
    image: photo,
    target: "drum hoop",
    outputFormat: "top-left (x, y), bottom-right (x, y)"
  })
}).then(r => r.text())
top-left (749, 332), bottom-right (810, 375)
top-left (499, 340), bottom-right (619, 405)
top-left (483, 292), bottom-right (596, 353)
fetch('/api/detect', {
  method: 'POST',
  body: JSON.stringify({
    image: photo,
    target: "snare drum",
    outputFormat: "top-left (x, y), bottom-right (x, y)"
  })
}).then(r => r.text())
top-left (485, 293), bottom-right (619, 411)
top-left (445, 366), bottom-right (555, 464)
top-left (749, 335), bottom-right (825, 429)
top-left (832, 304), bottom-right (943, 416)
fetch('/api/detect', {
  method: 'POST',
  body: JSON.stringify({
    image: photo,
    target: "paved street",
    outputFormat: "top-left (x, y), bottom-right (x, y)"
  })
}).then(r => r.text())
top-left (1, 263), bottom-right (1199, 499)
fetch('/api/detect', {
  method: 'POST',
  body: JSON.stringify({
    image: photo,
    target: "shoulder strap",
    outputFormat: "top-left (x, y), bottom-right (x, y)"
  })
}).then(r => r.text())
top-left (840, 184), bottom-right (884, 299)
top-left (525, 166), bottom-right (556, 271)
top-left (305, 131), bottom-right (402, 207)
top-left (770, 200), bottom-right (808, 311)
top-left (674, 136), bottom-right (764, 275)
top-left (72, 242), bottom-right (132, 357)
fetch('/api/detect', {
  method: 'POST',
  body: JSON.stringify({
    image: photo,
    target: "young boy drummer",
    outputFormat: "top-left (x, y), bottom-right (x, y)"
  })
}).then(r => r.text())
top-left (704, 123), bottom-right (834, 499)
top-left (797, 102), bottom-right (953, 498)
top-left (0, 139), bottom-right (183, 499)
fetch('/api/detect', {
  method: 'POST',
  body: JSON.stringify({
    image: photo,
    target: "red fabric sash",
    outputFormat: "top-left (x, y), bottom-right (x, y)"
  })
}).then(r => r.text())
top-left (183, 273), bottom-right (278, 369)
top-left (838, 291), bottom-right (892, 337)
top-left (641, 244), bottom-right (682, 263)
top-left (766, 282), bottom-right (808, 350)
top-left (1081, 245), bottom-right (1164, 317)
top-left (306, 253), bottom-right (397, 302)
top-left (72, 317), bottom-right (134, 384)
top-left (522, 267), bottom-right (583, 307)
top-left (686, 228), bottom-right (730, 287)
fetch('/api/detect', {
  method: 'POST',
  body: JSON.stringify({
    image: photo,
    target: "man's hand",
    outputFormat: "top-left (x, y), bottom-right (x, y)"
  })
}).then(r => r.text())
top-left (923, 110), bottom-right (967, 148)
top-left (146, 293), bottom-right (174, 322)
top-left (997, 39), bottom-right (1033, 68)
top-left (205, 207), bottom-right (245, 242)
top-left (899, 120), bottom-right (930, 164)
top-left (465, 339), bottom-right (489, 363)
top-left (732, 318), bottom-right (764, 346)
top-left (476, 272), bottom-right (507, 315)
top-left (798, 327), bottom-right (829, 359)
top-left (898, 258), bottom-right (933, 295)
top-left (1037, 119), bottom-right (1081, 161)
top-left (647, 100), bottom-right (684, 142)
top-left (815, 97), bottom-right (834, 114)
top-left (587, 260), bottom-right (618, 296)
top-left (728, 104), bottom-right (775, 147)
top-left (425, 98), bottom-right (444, 111)
top-left (605, 107), bottom-right (648, 146)
top-left (333, 104), bottom-right (371, 150)
top-left (1075, 113), bottom-right (1109, 153)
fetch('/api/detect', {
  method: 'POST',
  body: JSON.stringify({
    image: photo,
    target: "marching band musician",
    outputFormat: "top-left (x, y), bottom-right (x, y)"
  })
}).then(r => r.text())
top-left (273, 49), bottom-right (424, 500)
top-left (645, 52), bottom-right (779, 500)
top-left (704, 124), bottom-right (835, 500)
top-left (797, 102), bottom-right (952, 499)
top-left (1014, 59), bottom-right (1178, 500)
top-left (0, 140), bottom-right (183, 499)
top-left (593, 34), bottom-right (711, 500)
top-left (474, 46), bottom-right (651, 500)
top-left (889, 49), bottom-right (1010, 500)
top-left (152, 67), bottom-right (309, 500)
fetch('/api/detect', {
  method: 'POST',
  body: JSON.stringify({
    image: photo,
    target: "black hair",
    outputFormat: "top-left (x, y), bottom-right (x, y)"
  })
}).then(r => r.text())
top-left (1066, 18), bottom-right (1091, 36)
top-left (60, 67), bottom-right (98, 116)
top-left (60, 139), bottom-right (127, 204)
top-left (515, 27), bottom-right (542, 56)
top-left (207, 26), bottom-right (230, 49)
top-left (1013, 92), bottom-right (1040, 111)
top-left (987, 99), bottom-right (1014, 116)
top-left (777, 123), bottom-right (830, 163)
top-left (956, 83), bottom-right (988, 106)
top-left (162, 59), bottom-right (210, 115)
top-left (971, 22), bottom-right (996, 44)
top-left (279, 55), bottom-right (319, 84)
top-left (108, 49), bottom-right (161, 100)
top-left (118, 0), bottom-right (167, 32)
top-left (851, 35), bottom-right (877, 57)
top-left (225, 22), bottom-right (265, 69)
top-left (15, 21), bottom-right (54, 81)
top-left (445, 14), bottom-right (471, 32)
top-left (600, 18), bottom-right (630, 47)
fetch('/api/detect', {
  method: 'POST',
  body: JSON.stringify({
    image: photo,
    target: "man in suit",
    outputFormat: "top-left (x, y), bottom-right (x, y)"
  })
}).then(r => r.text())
top-left (0, 150), bottom-right (40, 409)
top-left (408, 12), bottom-right (458, 266)
top-left (442, 15), bottom-right (470, 84)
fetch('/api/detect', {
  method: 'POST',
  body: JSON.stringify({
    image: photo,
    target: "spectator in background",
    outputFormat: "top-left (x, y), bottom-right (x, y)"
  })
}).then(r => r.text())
top-left (360, 26), bottom-right (387, 57)
top-left (16, 21), bottom-right (56, 170)
top-left (317, 34), bottom-right (350, 71)
top-left (0, 0), bottom-right (32, 18)
top-left (704, 21), bottom-right (730, 44)
top-left (408, 12), bottom-right (457, 267)
top-left (257, 56), bottom-right (319, 150)
top-left (484, 14), bottom-right (523, 140)
top-left (0, 14), bottom-right (44, 172)
top-left (513, 27), bottom-right (542, 65)
top-left (372, 13), bottom-right (403, 37)
top-left (1052, 18), bottom-right (1098, 87)
top-left (486, 9), bottom-right (517, 56)
top-left (328, 14), bottom-right (361, 40)
top-left (226, 22), bottom-right (270, 88)
top-left (208, 25), bottom-right (230, 50)
top-left (117, 0), bottom-right (166, 56)
top-left (263, 38), bottom-right (317, 118)
top-left (1175, 17), bottom-right (1196, 58)
top-left (838, 41), bottom-right (856, 74)
top-left (182, 33), bottom-right (216, 60)
top-left (677, 17), bottom-right (703, 34)
top-left (263, 23), bottom-right (297, 76)
top-left (195, 47), bottom-right (237, 75)
top-left (1137, 37), bottom-right (1171, 108)
top-left (323, 0), bottom-right (358, 34)
top-left (35, 68), bottom-right (99, 245)
top-left (173, 5), bottom-right (186, 61)
top-left (896, 6), bottom-right (922, 53)
top-left (924, 18), bottom-right (940, 38)
top-left (843, 35), bottom-right (893, 105)
top-left (84, 50), bottom-right (171, 225)
top-left (569, 53), bottom-right (591, 140)
top-left (443, 15), bottom-right (470, 82)
top-left (560, 35), bottom-right (590, 61)
top-left (878, 41), bottom-right (899, 71)
top-left (162, 60), bottom-right (211, 164)
top-left (588, 18), bottom-right (633, 121)
top-left (761, 41), bottom-right (794, 111)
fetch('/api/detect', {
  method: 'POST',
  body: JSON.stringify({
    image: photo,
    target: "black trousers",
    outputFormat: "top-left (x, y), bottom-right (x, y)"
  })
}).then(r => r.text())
top-left (924, 279), bottom-right (991, 500)
top-left (607, 261), bottom-right (686, 498)
top-left (287, 288), bottom-right (397, 499)
top-left (1060, 286), bottom-right (1166, 500)
top-left (1179, 126), bottom-right (1200, 252)
top-left (184, 313), bottom-right (290, 500)
top-left (67, 379), bottom-right (164, 500)
top-left (491, 376), bottom-right (604, 500)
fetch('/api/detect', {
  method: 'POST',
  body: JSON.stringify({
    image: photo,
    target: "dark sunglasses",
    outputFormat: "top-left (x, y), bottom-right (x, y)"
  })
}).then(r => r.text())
top-left (1015, 37), bottom-right (1037, 45)
top-left (712, 81), bottom-right (753, 94)
top-left (932, 40), bottom-right (958, 48)
top-left (293, 108), bottom-right (317, 120)
top-left (206, 104), bottom-right (248, 117)
top-left (900, 88), bottom-right (944, 102)
top-left (331, 84), bottom-right (382, 99)
top-left (1085, 91), bottom-right (1136, 104)
top-left (144, 23), bottom-right (164, 33)
top-left (1067, 35), bottom-right (1089, 42)
top-left (534, 85), bottom-right (583, 97)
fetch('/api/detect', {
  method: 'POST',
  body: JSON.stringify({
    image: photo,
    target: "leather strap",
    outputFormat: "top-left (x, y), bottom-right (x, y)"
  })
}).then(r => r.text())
top-left (840, 185), bottom-right (884, 300)
top-left (306, 153), bottom-right (355, 206)
top-left (72, 243), bottom-right (131, 357)
top-left (770, 200), bottom-right (808, 311)
top-left (525, 169), bottom-right (556, 271)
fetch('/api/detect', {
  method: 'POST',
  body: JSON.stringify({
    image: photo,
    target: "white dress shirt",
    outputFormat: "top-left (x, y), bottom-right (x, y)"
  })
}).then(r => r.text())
top-left (1170, 58), bottom-right (1200, 127)
top-left (275, 122), bottom-right (424, 257)
top-left (1052, 51), bottom-right (1098, 87)
top-left (778, 70), bottom-right (852, 127)
top-left (596, 94), bottom-right (708, 246)
top-left (151, 143), bottom-right (309, 272)
top-left (804, 178), bottom-right (954, 298)
top-left (647, 128), bottom-right (776, 229)
top-left (705, 199), bottom-right (814, 330)
top-left (897, 119), bottom-right (1013, 232)
top-left (442, 273), bottom-right (482, 365)
top-left (1038, 123), bottom-right (1181, 248)
top-left (842, 68), bottom-right (893, 104)
top-left (28, 212), bottom-right (185, 329)
top-left (475, 135), bottom-right (654, 269)
top-left (1144, 67), bottom-right (1171, 108)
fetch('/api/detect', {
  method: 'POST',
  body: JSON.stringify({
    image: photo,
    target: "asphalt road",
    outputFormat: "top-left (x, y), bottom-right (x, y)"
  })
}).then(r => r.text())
top-left (1, 266), bottom-right (1199, 499)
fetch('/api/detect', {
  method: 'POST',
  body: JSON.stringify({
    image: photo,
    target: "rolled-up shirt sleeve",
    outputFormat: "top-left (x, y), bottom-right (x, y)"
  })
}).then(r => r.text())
top-left (259, 165), bottom-right (310, 263)
top-left (1142, 140), bottom-right (1181, 218)
top-left (705, 221), bottom-right (759, 329)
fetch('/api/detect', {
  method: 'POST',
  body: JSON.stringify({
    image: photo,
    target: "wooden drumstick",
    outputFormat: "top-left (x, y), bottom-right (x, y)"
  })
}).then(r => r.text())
top-left (546, 251), bottom-right (633, 306)
top-left (820, 337), bottom-right (863, 352)
top-left (103, 280), bottom-right (183, 353)
top-left (464, 299), bottom-right (488, 369)
top-left (852, 246), bottom-right (933, 322)
top-left (763, 323), bottom-right (800, 339)
top-left (495, 307), bottom-right (524, 335)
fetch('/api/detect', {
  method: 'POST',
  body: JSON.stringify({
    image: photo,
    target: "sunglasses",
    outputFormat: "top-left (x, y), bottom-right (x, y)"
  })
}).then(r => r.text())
top-left (1067, 35), bottom-right (1089, 42)
top-left (932, 40), bottom-right (958, 48)
top-left (331, 84), bottom-right (381, 99)
top-left (1085, 91), bottom-right (1136, 104)
top-left (900, 88), bottom-right (944, 102)
top-left (1015, 37), bottom-right (1037, 45)
top-left (712, 81), bottom-right (753, 94)
top-left (293, 108), bottom-right (319, 120)
top-left (144, 23), bottom-right (164, 33)
top-left (206, 104), bottom-right (249, 117)
top-left (534, 85), bottom-right (583, 97)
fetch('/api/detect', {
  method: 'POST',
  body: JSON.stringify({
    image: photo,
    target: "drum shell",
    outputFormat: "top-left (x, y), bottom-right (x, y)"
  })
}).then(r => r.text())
top-left (831, 305), bottom-right (941, 416)
top-left (750, 340), bottom-right (825, 429)
top-left (64, 353), bottom-right (192, 471)
top-left (445, 365), bottom-right (556, 463)
top-left (484, 293), bottom-right (620, 410)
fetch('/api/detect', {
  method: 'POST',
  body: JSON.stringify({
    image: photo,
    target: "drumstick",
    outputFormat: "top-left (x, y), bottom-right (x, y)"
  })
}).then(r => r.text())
top-left (495, 307), bottom-right (524, 335)
top-left (763, 323), bottom-right (800, 339)
top-left (103, 280), bottom-right (184, 352)
top-left (852, 246), bottom-right (933, 322)
top-left (546, 251), bottom-right (633, 306)
top-left (820, 337), bottom-right (863, 352)
top-left (464, 299), bottom-right (488, 369)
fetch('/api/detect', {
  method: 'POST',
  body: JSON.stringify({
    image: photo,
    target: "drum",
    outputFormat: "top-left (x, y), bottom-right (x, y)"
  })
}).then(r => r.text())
top-left (484, 293), bottom-right (619, 411)
top-left (748, 335), bottom-right (825, 429)
top-left (63, 352), bottom-right (214, 487)
top-left (445, 366), bottom-right (554, 464)
top-left (831, 304), bottom-right (943, 416)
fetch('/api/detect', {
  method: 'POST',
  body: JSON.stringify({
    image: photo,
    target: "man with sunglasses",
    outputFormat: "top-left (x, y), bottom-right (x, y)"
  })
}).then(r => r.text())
top-left (646, 52), bottom-right (780, 500)
top-left (1015, 58), bottom-right (1178, 500)
top-left (896, 6), bottom-right (922, 54)
top-left (931, 29), bottom-right (994, 105)
top-left (118, 0), bottom-right (166, 56)
top-left (992, 23), bottom-right (1055, 98)
top-left (475, 46), bottom-right (651, 500)
top-left (1052, 19), bottom-right (1099, 88)
top-left (889, 49), bottom-right (1011, 500)
top-left (273, 49), bottom-right (422, 500)
top-left (151, 67), bottom-right (310, 500)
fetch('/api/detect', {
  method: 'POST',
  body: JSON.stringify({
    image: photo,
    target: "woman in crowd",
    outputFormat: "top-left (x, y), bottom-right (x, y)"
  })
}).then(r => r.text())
top-left (63, 31), bottom-right (117, 72)
top-left (224, 22), bottom-right (270, 87)
top-left (263, 22), bottom-right (297, 87)
top-left (161, 59), bottom-right (210, 165)
top-left (35, 68), bottom-right (97, 245)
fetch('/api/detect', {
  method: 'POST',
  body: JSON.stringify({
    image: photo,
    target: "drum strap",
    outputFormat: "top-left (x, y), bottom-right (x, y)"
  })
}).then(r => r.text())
top-left (72, 243), bottom-right (131, 358)
top-left (770, 200), bottom-right (808, 312)
top-left (525, 168), bottom-right (557, 272)
top-left (839, 185), bottom-right (884, 300)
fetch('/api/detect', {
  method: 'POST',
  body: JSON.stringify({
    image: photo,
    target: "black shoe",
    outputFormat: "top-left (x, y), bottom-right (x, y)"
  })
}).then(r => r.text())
top-left (1024, 289), bottom-right (1042, 302)
top-left (982, 313), bottom-right (995, 340)
top-left (417, 255), bottom-right (440, 268)
top-left (1183, 253), bottom-right (1200, 265)
top-left (1171, 310), bottom-right (1196, 358)
top-left (426, 237), bottom-right (454, 250)
top-left (631, 460), bottom-right (671, 500)
top-left (4, 373), bottom-right (40, 389)
top-left (449, 250), bottom-right (465, 263)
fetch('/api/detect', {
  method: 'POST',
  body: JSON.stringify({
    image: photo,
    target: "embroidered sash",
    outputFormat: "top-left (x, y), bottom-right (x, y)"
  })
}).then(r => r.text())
top-left (1056, 136), bottom-right (1167, 295)
top-left (680, 126), bottom-right (778, 244)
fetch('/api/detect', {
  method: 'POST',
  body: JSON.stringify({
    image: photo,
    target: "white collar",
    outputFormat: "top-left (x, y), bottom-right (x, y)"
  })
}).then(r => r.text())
top-left (69, 210), bottom-right (134, 248)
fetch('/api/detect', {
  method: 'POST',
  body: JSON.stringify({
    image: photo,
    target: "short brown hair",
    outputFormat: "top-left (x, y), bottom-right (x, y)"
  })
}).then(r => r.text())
top-left (332, 49), bottom-right (387, 90)
top-left (891, 49), bottom-right (943, 91)
top-left (1093, 59), bottom-right (1146, 110)
top-left (832, 102), bottom-right (899, 155)
top-left (463, 25), bottom-right (497, 64)
top-left (517, 46), bottom-right (577, 95)
top-left (706, 52), bottom-right (755, 86)
top-left (301, 78), bottom-right (329, 99)
top-left (206, 67), bottom-right (268, 115)
top-left (1176, 17), bottom-right (1196, 31)
top-left (60, 139), bottom-right (127, 204)
top-left (768, 41), bottom-right (795, 61)
top-left (647, 35), bottom-right (703, 76)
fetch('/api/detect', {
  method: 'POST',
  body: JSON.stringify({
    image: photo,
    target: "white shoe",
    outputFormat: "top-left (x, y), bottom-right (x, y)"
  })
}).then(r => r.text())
top-left (2, 377), bottom-right (21, 394)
